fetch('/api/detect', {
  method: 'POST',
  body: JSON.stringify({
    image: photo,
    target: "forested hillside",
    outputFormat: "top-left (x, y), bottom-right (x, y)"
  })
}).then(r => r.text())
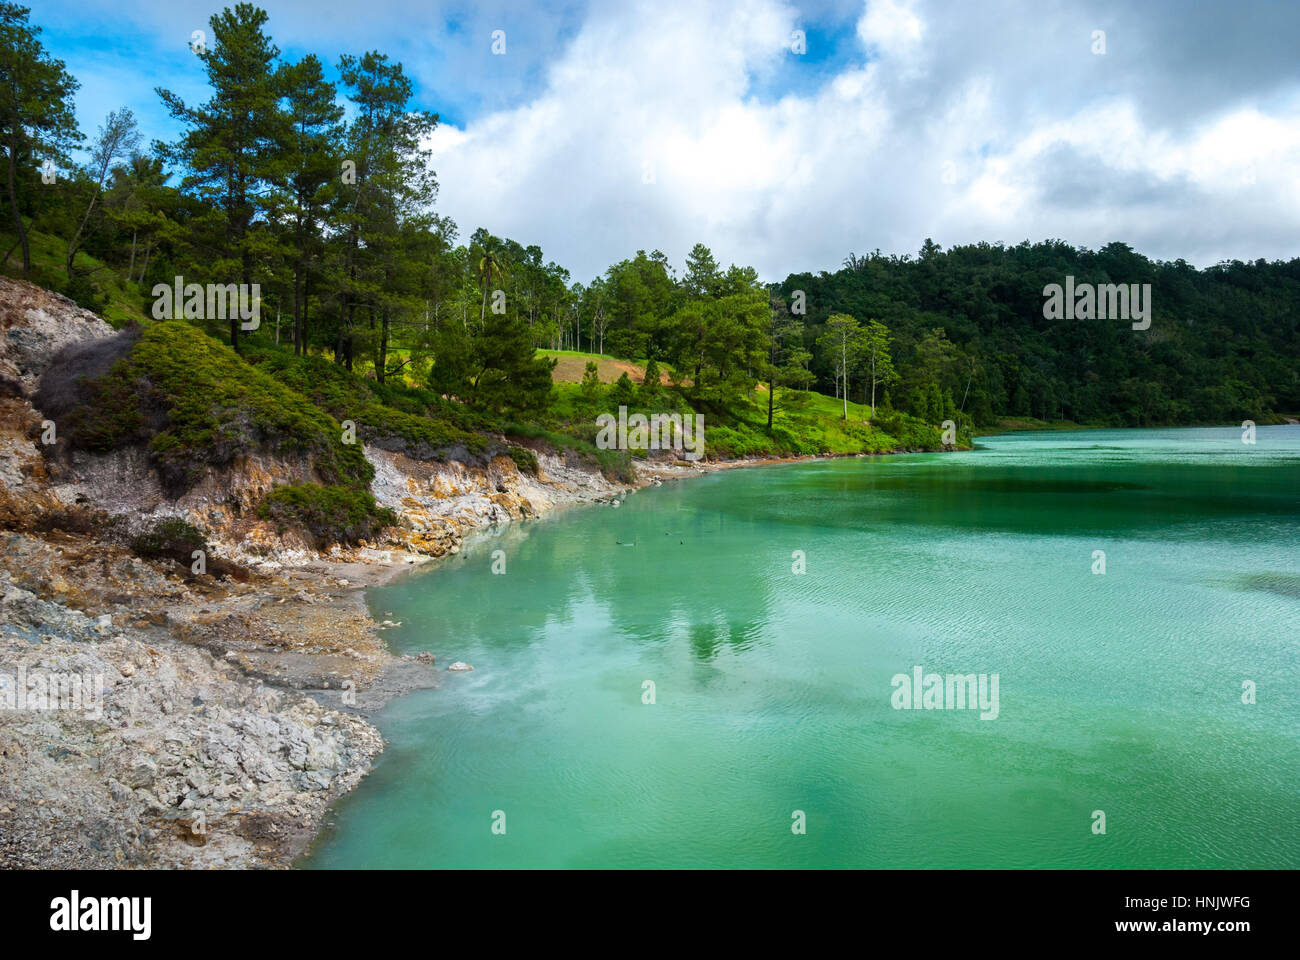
top-left (777, 240), bottom-right (1300, 426)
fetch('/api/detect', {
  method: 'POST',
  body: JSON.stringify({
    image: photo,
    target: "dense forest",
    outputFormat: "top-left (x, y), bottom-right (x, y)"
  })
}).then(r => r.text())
top-left (3, 0), bottom-right (1297, 448)
top-left (779, 241), bottom-right (1300, 426)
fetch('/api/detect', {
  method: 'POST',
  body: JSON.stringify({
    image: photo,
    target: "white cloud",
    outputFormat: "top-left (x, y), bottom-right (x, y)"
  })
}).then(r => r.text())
top-left (857, 0), bottom-right (924, 55)
top-left (422, 0), bottom-right (1300, 280)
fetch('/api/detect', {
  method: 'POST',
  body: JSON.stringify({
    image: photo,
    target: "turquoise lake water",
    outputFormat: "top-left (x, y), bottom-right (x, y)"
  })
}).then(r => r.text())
top-left (304, 426), bottom-right (1300, 868)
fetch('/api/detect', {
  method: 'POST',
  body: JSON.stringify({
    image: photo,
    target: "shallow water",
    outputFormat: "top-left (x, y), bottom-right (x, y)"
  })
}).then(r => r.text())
top-left (304, 426), bottom-right (1300, 868)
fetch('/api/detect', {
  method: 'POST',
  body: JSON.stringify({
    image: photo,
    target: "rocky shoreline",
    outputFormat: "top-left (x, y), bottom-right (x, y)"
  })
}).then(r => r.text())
top-left (0, 442), bottom-right (685, 867)
top-left (0, 276), bottom-right (720, 867)
top-left (0, 276), bottom-right (938, 869)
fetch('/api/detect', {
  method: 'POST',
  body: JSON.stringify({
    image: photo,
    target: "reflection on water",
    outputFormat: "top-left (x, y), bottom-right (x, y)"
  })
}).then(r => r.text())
top-left (305, 427), bottom-right (1300, 869)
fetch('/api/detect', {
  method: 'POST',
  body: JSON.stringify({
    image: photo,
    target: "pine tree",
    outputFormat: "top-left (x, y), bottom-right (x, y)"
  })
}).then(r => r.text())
top-left (334, 51), bottom-right (438, 378)
top-left (0, 2), bottom-right (81, 278)
top-left (157, 3), bottom-right (289, 352)
top-left (279, 54), bottom-right (342, 355)
top-left (608, 371), bottom-right (637, 409)
top-left (639, 357), bottom-right (661, 404)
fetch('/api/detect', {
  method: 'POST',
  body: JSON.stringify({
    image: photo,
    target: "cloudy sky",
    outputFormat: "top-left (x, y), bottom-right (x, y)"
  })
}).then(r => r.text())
top-left (37, 0), bottom-right (1300, 282)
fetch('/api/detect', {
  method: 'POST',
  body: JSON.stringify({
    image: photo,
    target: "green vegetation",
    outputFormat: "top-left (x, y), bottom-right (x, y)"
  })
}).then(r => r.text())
top-left (502, 419), bottom-right (635, 483)
top-left (128, 516), bottom-right (208, 562)
top-left (257, 483), bottom-right (396, 546)
top-left (545, 357), bottom-right (954, 459)
top-left (507, 445), bottom-right (539, 475)
top-left (1, 222), bottom-right (150, 326)
top-left (58, 321), bottom-right (372, 494)
top-left (1, 0), bottom-right (79, 280)
top-left (971, 417), bottom-right (1096, 437)
top-left (243, 346), bottom-right (493, 459)
top-left (778, 242), bottom-right (1300, 427)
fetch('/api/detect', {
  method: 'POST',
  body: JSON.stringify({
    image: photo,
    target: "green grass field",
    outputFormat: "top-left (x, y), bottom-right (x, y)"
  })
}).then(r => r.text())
top-left (543, 349), bottom-right (960, 458)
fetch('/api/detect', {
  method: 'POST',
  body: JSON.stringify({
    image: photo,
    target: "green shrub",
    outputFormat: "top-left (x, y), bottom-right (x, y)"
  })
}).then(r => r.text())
top-left (508, 445), bottom-right (539, 475)
top-left (870, 412), bottom-right (942, 450)
top-left (62, 274), bottom-right (105, 314)
top-left (57, 322), bottom-right (373, 495)
top-left (705, 425), bottom-right (772, 460)
top-left (244, 346), bottom-right (493, 460)
top-left (257, 484), bottom-right (397, 547)
top-left (129, 517), bottom-right (208, 562)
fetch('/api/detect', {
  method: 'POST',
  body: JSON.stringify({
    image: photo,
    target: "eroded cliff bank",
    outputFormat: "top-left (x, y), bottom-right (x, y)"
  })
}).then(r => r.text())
top-left (0, 276), bottom-right (686, 868)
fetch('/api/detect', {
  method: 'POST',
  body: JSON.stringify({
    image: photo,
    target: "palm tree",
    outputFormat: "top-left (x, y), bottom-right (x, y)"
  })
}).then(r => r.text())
top-left (476, 235), bottom-right (508, 327)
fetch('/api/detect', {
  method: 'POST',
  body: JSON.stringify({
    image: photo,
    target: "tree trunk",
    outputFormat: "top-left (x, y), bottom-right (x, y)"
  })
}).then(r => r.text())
top-left (336, 290), bottom-right (348, 365)
top-left (6, 129), bottom-right (30, 278)
top-left (292, 215), bottom-right (304, 355)
top-left (293, 273), bottom-right (302, 355)
top-left (233, 249), bottom-right (250, 353)
top-left (870, 353), bottom-right (877, 418)
top-left (841, 337), bottom-right (848, 420)
top-left (302, 274), bottom-right (311, 355)
top-left (66, 176), bottom-right (106, 280)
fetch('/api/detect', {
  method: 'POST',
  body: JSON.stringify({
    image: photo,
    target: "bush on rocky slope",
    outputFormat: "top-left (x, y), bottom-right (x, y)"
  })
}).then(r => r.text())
top-left (257, 483), bottom-right (397, 547)
top-left (244, 347), bottom-right (494, 460)
top-left (38, 321), bottom-right (374, 496)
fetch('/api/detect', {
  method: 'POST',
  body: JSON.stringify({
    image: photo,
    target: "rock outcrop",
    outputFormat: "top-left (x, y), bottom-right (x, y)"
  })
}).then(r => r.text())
top-left (0, 577), bottom-right (381, 868)
top-left (0, 276), bottom-right (113, 388)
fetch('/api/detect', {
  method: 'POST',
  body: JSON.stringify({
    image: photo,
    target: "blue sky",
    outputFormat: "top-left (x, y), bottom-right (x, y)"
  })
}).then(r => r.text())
top-left (38, 0), bottom-right (864, 145)
top-left (37, 0), bottom-right (590, 140)
top-left (30, 0), bottom-right (1300, 282)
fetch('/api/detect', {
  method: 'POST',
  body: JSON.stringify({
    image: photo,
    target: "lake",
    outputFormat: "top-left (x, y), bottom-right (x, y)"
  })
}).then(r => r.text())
top-left (304, 426), bottom-right (1300, 868)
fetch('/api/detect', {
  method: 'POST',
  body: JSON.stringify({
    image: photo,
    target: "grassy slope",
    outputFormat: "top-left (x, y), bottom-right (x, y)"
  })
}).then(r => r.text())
top-left (1, 223), bottom-right (150, 327)
top-left (544, 349), bottom-right (963, 457)
top-left (541, 350), bottom-right (676, 385)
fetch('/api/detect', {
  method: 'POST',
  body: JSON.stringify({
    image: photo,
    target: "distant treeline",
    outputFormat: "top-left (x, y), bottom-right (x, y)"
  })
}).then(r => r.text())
top-left (774, 240), bottom-right (1300, 426)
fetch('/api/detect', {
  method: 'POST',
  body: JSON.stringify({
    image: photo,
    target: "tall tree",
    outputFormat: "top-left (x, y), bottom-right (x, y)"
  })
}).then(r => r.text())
top-left (333, 51), bottom-right (437, 375)
top-left (0, 2), bottom-right (80, 277)
top-left (862, 318), bottom-right (897, 417)
top-left (470, 229), bottom-right (507, 328)
top-left (103, 155), bottom-right (176, 284)
top-left (817, 313), bottom-right (865, 420)
top-left (157, 3), bottom-right (287, 352)
top-left (65, 108), bottom-right (139, 279)
top-left (683, 241), bottom-right (721, 298)
top-left (764, 291), bottom-right (810, 431)
top-left (279, 54), bottom-right (342, 354)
